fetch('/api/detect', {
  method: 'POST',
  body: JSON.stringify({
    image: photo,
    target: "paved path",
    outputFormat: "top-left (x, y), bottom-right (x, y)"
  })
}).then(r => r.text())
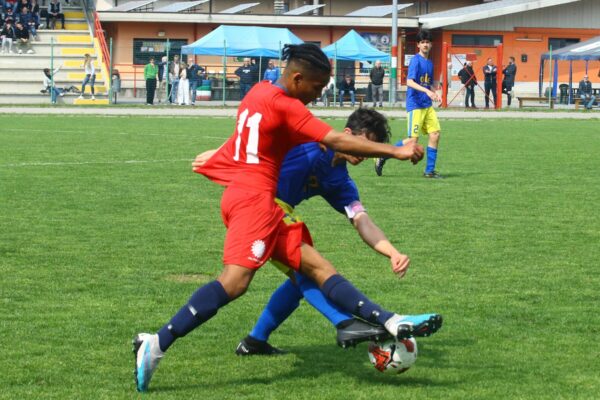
top-left (0, 106), bottom-right (598, 119)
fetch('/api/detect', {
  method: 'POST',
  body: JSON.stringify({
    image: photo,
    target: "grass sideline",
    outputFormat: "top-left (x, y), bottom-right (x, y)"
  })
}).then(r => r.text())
top-left (1, 115), bottom-right (599, 399)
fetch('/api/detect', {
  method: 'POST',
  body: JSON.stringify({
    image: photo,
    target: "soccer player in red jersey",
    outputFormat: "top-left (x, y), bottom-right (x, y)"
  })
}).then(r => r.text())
top-left (133, 44), bottom-right (425, 392)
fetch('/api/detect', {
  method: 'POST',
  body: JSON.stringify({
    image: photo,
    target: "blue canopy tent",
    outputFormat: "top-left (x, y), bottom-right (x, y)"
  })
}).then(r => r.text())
top-left (181, 25), bottom-right (303, 57)
top-left (322, 30), bottom-right (390, 105)
top-left (321, 29), bottom-right (391, 62)
top-left (539, 35), bottom-right (600, 103)
top-left (181, 25), bottom-right (303, 104)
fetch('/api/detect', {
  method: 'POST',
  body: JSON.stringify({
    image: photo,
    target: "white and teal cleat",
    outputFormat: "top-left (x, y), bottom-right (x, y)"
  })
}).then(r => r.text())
top-left (133, 333), bottom-right (163, 392)
top-left (384, 313), bottom-right (443, 339)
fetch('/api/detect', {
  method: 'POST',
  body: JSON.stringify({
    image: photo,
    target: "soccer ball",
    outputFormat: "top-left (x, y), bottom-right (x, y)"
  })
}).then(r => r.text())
top-left (367, 337), bottom-right (418, 374)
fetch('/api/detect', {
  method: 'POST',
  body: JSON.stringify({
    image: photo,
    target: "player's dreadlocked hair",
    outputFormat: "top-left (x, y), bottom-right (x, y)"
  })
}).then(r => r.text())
top-left (282, 43), bottom-right (331, 75)
top-left (345, 108), bottom-right (391, 144)
top-left (416, 29), bottom-right (432, 42)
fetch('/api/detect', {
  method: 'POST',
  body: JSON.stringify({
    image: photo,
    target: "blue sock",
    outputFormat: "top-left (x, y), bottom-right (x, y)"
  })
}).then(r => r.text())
top-left (321, 274), bottom-right (393, 325)
top-left (393, 139), bottom-right (405, 147)
top-left (249, 279), bottom-right (302, 342)
top-left (157, 280), bottom-right (230, 352)
top-left (295, 272), bottom-right (352, 327)
top-left (425, 146), bottom-right (437, 174)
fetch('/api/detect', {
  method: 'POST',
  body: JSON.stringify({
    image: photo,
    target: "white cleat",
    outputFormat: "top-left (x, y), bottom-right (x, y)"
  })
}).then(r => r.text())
top-left (133, 333), bottom-right (163, 392)
top-left (384, 314), bottom-right (415, 339)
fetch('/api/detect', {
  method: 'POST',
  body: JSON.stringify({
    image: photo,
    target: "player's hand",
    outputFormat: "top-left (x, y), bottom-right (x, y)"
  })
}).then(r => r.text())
top-left (428, 90), bottom-right (442, 103)
top-left (394, 141), bottom-right (424, 165)
top-left (390, 251), bottom-right (410, 278)
top-left (192, 149), bottom-right (217, 171)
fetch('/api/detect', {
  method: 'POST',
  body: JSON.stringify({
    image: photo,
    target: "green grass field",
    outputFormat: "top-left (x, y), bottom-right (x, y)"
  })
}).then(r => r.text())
top-left (1, 114), bottom-right (599, 399)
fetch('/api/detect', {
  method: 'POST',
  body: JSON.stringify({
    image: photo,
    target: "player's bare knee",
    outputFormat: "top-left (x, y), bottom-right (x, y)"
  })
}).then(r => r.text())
top-left (429, 131), bottom-right (440, 147)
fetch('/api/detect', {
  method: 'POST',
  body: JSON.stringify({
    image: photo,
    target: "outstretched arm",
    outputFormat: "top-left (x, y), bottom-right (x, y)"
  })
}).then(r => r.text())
top-left (352, 212), bottom-right (409, 278)
top-left (321, 130), bottom-right (424, 164)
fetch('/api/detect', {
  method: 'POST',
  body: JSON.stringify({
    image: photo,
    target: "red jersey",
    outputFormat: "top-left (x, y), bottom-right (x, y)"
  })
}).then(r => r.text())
top-left (197, 82), bottom-right (332, 193)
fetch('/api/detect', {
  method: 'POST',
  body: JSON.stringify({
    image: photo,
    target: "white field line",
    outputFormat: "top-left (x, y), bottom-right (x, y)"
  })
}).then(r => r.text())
top-left (0, 127), bottom-right (227, 140)
top-left (0, 159), bottom-right (193, 168)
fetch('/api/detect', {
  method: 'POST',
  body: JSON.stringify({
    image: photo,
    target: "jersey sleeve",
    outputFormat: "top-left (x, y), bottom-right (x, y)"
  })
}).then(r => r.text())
top-left (283, 99), bottom-right (332, 145)
top-left (407, 58), bottom-right (419, 81)
top-left (323, 177), bottom-right (361, 217)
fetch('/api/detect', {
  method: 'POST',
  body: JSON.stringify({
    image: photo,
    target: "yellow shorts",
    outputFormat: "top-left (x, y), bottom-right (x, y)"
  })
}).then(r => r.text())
top-left (407, 106), bottom-right (441, 138)
top-left (270, 198), bottom-right (303, 278)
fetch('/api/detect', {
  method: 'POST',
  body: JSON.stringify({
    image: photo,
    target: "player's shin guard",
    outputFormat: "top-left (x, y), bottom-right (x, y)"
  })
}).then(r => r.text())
top-left (157, 281), bottom-right (230, 352)
top-left (321, 274), bottom-right (393, 326)
top-left (249, 279), bottom-right (302, 342)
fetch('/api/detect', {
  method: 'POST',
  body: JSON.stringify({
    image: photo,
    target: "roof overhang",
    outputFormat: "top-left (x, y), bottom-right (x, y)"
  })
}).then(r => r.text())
top-left (418, 0), bottom-right (582, 29)
top-left (97, 12), bottom-right (418, 28)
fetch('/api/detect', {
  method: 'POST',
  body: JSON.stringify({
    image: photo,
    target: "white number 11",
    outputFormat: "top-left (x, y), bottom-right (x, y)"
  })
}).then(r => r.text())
top-left (234, 109), bottom-right (262, 164)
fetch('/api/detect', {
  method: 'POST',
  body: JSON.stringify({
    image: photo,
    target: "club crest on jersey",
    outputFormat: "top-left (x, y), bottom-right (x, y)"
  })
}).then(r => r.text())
top-left (251, 240), bottom-right (266, 260)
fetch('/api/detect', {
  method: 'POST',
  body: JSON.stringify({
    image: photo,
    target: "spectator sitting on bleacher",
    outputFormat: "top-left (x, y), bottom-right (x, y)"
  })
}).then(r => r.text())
top-left (29, 0), bottom-right (40, 28)
top-left (14, 20), bottom-right (33, 53)
top-left (1, 18), bottom-right (16, 53)
top-left (46, 0), bottom-right (64, 29)
top-left (3, 7), bottom-right (16, 24)
top-left (578, 74), bottom-right (595, 110)
top-left (17, 5), bottom-right (38, 40)
top-left (338, 74), bottom-right (356, 107)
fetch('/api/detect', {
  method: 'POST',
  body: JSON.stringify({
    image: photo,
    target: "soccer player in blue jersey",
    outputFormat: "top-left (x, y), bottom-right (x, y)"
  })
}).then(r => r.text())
top-left (375, 29), bottom-right (443, 178)
top-left (231, 108), bottom-right (442, 355)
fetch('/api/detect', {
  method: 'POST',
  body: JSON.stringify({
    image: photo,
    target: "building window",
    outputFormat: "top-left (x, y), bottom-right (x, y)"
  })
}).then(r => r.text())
top-left (548, 38), bottom-right (579, 50)
top-left (452, 34), bottom-right (503, 47)
top-left (133, 39), bottom-right (188, 65)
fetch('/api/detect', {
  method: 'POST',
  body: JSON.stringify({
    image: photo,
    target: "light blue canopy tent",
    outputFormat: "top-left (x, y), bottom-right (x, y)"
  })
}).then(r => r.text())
top-left (321, 29), bottom-right (390, 62)
top-left (181, 24), bottom-right (303, 57)
top-left (538, 35), bottom-right (600, 102)
top-left (322, 30), bottom-right (390, 104)
top-left (181, 25), bottom-right (303, 104)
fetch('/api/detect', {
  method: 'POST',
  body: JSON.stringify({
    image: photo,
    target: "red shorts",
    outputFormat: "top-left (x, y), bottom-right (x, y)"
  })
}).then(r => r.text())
top-left (221, 186), bottom-right (312, 270)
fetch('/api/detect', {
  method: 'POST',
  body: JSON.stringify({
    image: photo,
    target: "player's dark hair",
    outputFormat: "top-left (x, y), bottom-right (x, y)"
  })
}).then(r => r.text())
top-left (416, 29), bottom-right (432, 43)
top-left (282, 43), bottom-right (331, 75)
top-left (345, 108), bottom-right (391, 144)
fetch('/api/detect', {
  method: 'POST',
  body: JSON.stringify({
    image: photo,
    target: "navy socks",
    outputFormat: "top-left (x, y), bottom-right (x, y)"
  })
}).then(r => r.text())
top-left (157, 280), bottom-right (230, 352)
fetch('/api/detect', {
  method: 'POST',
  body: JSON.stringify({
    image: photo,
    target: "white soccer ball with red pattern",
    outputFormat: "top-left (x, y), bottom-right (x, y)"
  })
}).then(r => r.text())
top-left (367, 337), bottom-right (418, 374)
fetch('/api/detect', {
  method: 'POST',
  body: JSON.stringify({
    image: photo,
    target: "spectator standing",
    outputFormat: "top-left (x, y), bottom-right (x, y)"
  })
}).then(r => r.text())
top-left (502, 56), bottom-right (517, 107)
top-left (1, 19), bottom-right (16, 53)
top-left (263, 60), bottom-right (279, 83)
top-left (79, 53), bottom-right (95, 100)
top-left (168, 54), bottom-right (180, 104)
top-left (144, 56), bottom-right (158, 105)
top-left (157, 55), bottom-right (167, 103)
top-left (483, 57), bottom-right (497, 108)
top-left (177, 62), bottom-right (190, 105)
top-left (46, 0), bottom-right (64, 29)
top-left (29, 0), bottom-right (39, 28)
top-left (187, 61), bottom-right (204, 106)
top-left (319, 74), bottom-right (335, 106)
top-left (578, 74), bottom-right (595, 110)
top-left (14, 20), bottom-right (32, 54)
top-left (234, 57), bottom-right (258, 100)
top-left (458, 60), bottom-right (477, 108)
top-left (338, 74), bottom-right (355, 107)
top-left (369, 60), bottom-right (385, 107)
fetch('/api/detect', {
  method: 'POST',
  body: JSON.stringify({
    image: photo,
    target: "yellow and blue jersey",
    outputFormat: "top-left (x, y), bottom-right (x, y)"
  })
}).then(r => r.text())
top-left (277, 143), bottom-right (360, 216)
top-left (406, 53), bottom-right (434, 112)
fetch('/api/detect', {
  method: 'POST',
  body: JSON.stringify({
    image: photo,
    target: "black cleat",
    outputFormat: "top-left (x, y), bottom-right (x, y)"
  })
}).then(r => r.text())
top-left (336, 319), bottom-right (391, 349)
top-left (235, 336), bottom-right (286, 356)
top-left (423, 170), bottom-right (443, 179)
top-left (374, 158), bottom-right (387, 176)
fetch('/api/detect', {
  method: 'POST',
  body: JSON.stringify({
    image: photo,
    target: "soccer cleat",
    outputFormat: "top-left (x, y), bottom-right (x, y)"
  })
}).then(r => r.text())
top-left (374, 157), bottom-right (387, 176)
top-left (133, 333), bottom-right (163, 392)
top-left (423, 170), bottom-right (443, 179)
top-left (336, 319), bottom-right (391, 348)
top-left (235, 336), bottom-right (286, 356)
top-left (405, 313), bottom-right (443, 337)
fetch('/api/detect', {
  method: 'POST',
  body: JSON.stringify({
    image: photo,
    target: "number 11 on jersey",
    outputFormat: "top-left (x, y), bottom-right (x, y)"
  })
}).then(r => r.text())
top-left (234, 108), bottom-right (263, 164)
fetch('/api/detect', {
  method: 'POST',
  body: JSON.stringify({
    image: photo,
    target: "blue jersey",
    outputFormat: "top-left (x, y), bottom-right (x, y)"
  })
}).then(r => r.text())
top-left (406, 53), bottom-right (434, 112)
top-left (277, 142), bottom-right (360, 217)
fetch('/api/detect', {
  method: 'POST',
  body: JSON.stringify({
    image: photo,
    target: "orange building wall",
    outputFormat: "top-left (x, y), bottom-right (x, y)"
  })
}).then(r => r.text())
top-left (439, 28), bottom-right (600, 86)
